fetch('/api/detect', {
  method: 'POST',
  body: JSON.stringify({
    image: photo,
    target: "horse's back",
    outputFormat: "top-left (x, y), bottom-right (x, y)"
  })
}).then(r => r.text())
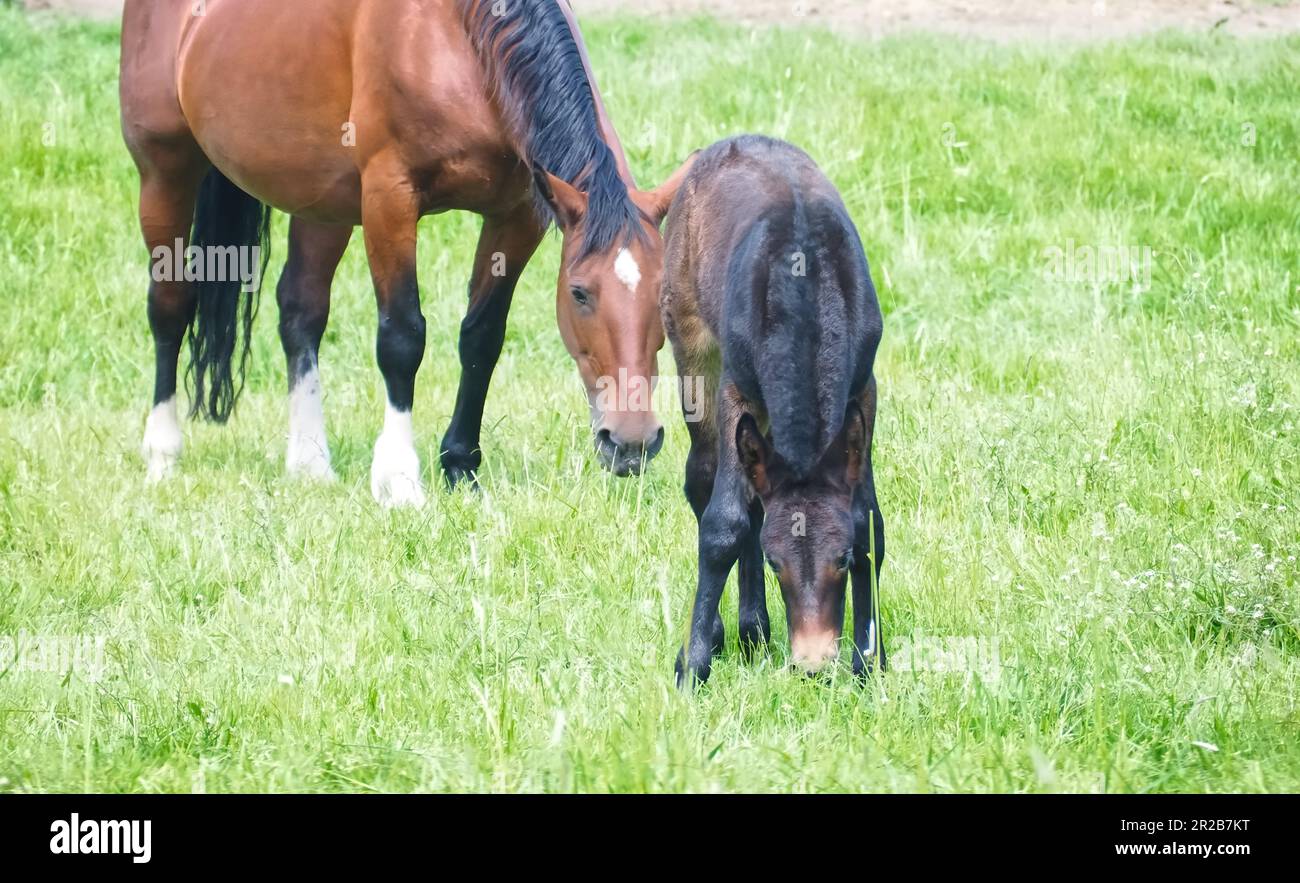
top-left (122, 0), bottom-right (517, 222)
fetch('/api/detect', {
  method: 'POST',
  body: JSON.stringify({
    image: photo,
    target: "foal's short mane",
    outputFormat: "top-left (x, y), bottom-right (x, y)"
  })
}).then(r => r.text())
top-left (460, 0), bottom-right (642, 258)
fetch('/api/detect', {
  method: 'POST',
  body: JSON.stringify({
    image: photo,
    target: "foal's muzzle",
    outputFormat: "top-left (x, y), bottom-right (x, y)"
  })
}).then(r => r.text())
top-left (595, 426), bottom-right (664, 476)
top-left (790, 628), bottom-right (841, 675)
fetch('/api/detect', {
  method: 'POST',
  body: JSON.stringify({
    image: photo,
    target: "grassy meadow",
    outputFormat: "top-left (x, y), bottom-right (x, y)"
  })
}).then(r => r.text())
top-left (1, 8), bottom-right (1298, 792)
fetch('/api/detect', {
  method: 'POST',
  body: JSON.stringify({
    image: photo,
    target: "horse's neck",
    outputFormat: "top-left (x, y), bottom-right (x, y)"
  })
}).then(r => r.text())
top-left (556, 0), bottom-right (635, 188)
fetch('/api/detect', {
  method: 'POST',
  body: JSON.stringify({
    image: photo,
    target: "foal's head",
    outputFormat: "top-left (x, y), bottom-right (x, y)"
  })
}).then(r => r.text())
top-left (736, 404), bottom-right (868, 673)
top-left (534, 162), bottom-right (692, 476)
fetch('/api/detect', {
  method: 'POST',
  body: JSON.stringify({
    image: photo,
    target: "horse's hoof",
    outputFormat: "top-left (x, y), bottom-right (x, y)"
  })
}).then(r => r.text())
top-left (143, 452), bottom-right (179, 484)
top-left (142, 400), bottom-right (182, 483)
top-left (286, 448), bottom-right (336, 482)
top-left (286, 436), bottom-right (336, 482)
top-left (289, 461), bottom-right (337, 482)
top-left (373, 476), bottom-right (426, 509)
top-left (442, 464), bottom-right (479, 491)
top-left (371, 433), bottom-right (426, 509)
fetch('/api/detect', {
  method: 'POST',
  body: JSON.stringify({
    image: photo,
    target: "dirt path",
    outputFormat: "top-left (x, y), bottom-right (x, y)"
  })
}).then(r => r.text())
top-left (578, 0), bottom-right (1300, 39)
top-left (23, 0), bottom-right (1300, 39)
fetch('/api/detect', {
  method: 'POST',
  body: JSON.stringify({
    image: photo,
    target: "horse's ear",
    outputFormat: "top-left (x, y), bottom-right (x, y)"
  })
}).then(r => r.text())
top-left (632, 150), bottom-right (699, 227)
top-left (735, 412), bottom-right (772, 496)
top-left (533, 167), bottom-right (587, 230)
top-left (843, 402), bottom-right (867, 486)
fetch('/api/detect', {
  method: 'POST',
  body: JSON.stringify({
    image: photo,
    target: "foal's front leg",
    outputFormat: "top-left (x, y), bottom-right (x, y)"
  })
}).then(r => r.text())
top-left (736, 502), bottom-right (769, 660)
top-left (851, 380), bottom-right (886, 677)
top-left (677, 396), bottom-right (751, 688)
top-left (850, 472), bottom-right (886, 677)
top-left (362, 176), bottom-right (426, 508)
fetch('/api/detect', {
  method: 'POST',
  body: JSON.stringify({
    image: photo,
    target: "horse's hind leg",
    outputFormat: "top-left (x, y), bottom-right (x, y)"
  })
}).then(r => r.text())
top-left (278, 218), bottom-right (352, 480)
top-left (134, 146), bottom-right (210, 481)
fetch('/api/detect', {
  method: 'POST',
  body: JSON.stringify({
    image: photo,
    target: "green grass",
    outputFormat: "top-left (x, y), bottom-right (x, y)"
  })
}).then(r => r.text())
top-left (1, 8), bottom-right (1298, 793)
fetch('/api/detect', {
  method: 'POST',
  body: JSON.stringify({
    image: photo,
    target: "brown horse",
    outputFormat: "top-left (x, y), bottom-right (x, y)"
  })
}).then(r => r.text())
top-left (121, 0), bottom-right (693, 506)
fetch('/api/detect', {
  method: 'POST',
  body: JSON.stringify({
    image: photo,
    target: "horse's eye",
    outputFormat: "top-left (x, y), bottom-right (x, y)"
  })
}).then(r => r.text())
top-left (836, 551), bottom-right (854, 572)
top-left (570, 285), bottom-right (591, 307)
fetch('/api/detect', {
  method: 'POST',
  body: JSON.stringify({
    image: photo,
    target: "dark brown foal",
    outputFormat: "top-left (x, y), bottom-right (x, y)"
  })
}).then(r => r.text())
top-left (661, 136), bottom-right (887, 686)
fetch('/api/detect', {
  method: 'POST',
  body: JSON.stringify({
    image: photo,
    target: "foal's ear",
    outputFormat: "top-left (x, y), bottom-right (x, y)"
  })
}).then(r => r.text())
top-left (632, 151), bottom-right (699, 227)
top-left (843, 402), bottom-right (867, 486)
top-left (533, 167), bottom-right (588, 230)
top-left (735, 412), bottom-right (772, 496)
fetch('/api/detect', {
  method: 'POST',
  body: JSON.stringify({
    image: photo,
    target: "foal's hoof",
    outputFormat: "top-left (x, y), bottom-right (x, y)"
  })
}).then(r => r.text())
top-left (853, 648), bottom-right (888, 680)
top-left (674, 648), bottom-right (711, 690)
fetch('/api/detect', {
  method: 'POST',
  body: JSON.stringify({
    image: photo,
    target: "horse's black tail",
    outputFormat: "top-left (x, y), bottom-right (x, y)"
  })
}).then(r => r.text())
top-left (186, 169), bottom-right (272, 423)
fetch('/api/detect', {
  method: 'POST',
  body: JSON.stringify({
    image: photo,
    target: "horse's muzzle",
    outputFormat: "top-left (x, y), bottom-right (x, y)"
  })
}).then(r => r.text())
top-left (595, 426), bottom-right (664, 476)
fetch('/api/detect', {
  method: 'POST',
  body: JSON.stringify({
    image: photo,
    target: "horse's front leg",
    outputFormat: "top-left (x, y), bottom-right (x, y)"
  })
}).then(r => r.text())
top-left (278, 217), bottom-right (352, 480)
top-left (362, 172), bottom-right (426, 508)
top-left (440, 204), bottom-right (545, 488)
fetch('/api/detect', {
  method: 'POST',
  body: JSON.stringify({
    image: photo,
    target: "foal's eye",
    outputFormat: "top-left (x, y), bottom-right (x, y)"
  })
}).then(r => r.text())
top-left (766, 556), bottom-right (781, 573)
top-left (570, 285), bottom-right (592, 307)
top-left (836, 551), bottom-right (854, 572)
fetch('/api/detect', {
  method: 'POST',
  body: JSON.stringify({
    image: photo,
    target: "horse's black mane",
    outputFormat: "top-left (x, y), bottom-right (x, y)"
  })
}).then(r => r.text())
top-left (460, 0), bottom-right (641, 258)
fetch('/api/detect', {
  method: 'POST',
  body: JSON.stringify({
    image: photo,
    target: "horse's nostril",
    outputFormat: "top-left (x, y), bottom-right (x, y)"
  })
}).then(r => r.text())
top-left (595, 426), bottom-right (662, 473)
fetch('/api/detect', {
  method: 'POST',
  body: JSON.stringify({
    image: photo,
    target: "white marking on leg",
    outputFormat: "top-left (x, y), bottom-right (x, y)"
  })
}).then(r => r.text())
top-left (285, 365), bottom-right (335, 480)
top-left (370, 402), bottom-right (426, 508)
top-left (614, 248), bottom-right (641, 295)
top-left (141, 397), bottom-right (182, 483)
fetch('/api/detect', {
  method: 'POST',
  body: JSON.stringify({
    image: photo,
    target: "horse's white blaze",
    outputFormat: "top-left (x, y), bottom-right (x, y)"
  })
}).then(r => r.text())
top-left (370, 403), bottom-right (425, 508)
top-left (285, 365), bottom-right (334, 480)
top-left (141, 396), bottom-right (182, 483)
top-left (614, 248), bottom-right (641, 295)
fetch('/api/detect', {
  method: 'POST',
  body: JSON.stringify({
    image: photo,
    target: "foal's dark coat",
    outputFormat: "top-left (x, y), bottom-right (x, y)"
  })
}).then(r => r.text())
top-left (661, 135), bottom-right (885, 685)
